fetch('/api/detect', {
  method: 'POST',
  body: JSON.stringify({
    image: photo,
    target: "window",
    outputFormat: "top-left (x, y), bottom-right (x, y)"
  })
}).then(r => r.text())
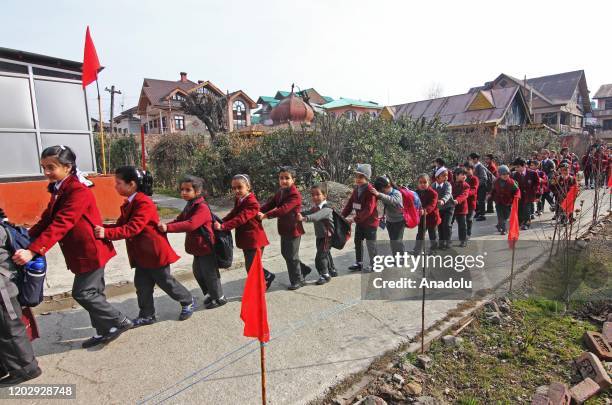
top-left (174, 115), bottom-right (185, 130)
top-left (34, 79), bottom-right (89, 130)
top-left (604, 120), bottom-right (612, 130)
top-left (196, 86), bottom-right (210, 95)
top-left (232, 100), bottom-right (247, 129)
top-left (541, 112), bottom-right (557, 126)
top-left (498, 79), bottom-right (508, 87)
top-left (171, 93), bottom-right (186, 101)
top-left (343, 110), bottom-right (357, 120)
top-left (605, 99), bottom-right (612, 110)
top-left (161, 116), bottom-right (167, 131)
top-left (0, 76), bottom-right (34, 128)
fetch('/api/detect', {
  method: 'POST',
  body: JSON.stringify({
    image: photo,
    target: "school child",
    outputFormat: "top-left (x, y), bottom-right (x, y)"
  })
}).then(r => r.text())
top-left (432, 168), bottom-right (454, 250)
top-left (451, 168), bottom-right (471, 247)
top-left (214, 174), bottom-right (276, 289)
top-left (432, 158), bottom-right (454, 184)
top-left (581, 147), bottom-right (595, 189)
top-left (159, 176), bottom-right (226, 309)
top-left (511, 158), bottom-right (540, 230)
top-left (95, 166), bottom-right (194, 327)
top-left (490, 165), bottom-right (519, 235)
top-left (529, 160), bottom-right (549, 216)
top-left (0, 208), bottom-right (41, 385)
top-left (371, 176), bottom-right (405, 256)
top-left (341, 164), bottom-right (379, 272)
top-left (297, 184), bottom-right (337, 284)
top-left (469, 153), bottom-right (492, 221)
top-left (259, 167), bottom-right (309, 290)
top-left (484, 154), bottom-right (498, 214)
top-left (12, 145), bottom-right (131, 349)
top-left (463, 163), bottom-right (479, 239)
top-left (413, 174), bottom-right (440, 254)
top-left (550, 163), bottom-right (578, 224)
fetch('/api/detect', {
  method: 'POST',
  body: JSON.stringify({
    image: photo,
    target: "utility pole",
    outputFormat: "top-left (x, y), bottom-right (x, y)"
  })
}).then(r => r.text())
top-left (105, 85), bottom-right (122, 134)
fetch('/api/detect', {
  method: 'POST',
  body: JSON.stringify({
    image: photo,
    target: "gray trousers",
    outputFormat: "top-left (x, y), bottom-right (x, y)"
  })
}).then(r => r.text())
top-left (193, 255), bottom-right (223, 300)
top-left (134, 266), bottom-right (192, 318)
top-left (496, 203), bottom-right (511, 232)
top-left (386, 220), bottom-right (405, 256)
top-left (243, 248), bottom-right (274, 280)
top-left (315, 237), bottom-right (335, 276)
top-left (72, 267), bottom-right (126, 335)
top-left (355, 225), bottom-right (377, 268)
top-left (281, 236), bottom-right (304, 285)
top-left (0, 278), bottom-right (38, 378)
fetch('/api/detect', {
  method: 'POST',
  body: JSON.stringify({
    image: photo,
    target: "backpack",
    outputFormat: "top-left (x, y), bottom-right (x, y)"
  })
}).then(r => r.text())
top-left (0, 221), bottom-right (47, 308)
top-left (329, 208), bottom-right (351, 250)
top-left (199, 203), bottom-right (234, 269)
top-left (479, 165), bottom-right (494, 192)
top-left (398, 187), bottom-right (420, 229)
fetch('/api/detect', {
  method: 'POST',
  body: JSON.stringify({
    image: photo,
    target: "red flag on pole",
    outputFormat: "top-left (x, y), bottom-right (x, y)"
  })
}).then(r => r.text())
top-left (559, 183), bottom-right (578, 215)
top-left (240, 249), bottom-right (270, 342)
top-left (508, 189), bottom-right (521, 249)
top-left (82, 26), bottom-right (101, 88)
top-left (608, 167), bottom-right (612, 193)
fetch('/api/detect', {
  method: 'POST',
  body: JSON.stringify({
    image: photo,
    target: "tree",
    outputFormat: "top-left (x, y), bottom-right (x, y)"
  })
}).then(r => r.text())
top-left (182, 92), bottom-right (228, 142)
top-left (425, 82), bottom-right (444, 99)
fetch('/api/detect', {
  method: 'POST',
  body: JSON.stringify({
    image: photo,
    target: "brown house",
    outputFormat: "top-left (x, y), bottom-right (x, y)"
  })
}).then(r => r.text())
top-left (593, 84), bottom-right (612, 142)
top-left (136, 72), bottom-right (257, 134)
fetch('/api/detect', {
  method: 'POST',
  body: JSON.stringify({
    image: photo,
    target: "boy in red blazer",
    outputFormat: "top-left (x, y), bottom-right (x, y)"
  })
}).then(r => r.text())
top-left (159, 176), bottom-right (226, 309)
top-left (463, 163), bottom-right (479, 239)
top-left (414, 174), bottom-right (440, 254)
top-left (259, 168), bottom-right (310, 290)
top-left (95, 166), bottom-right (194, 328)
top-left (550, 163), bottom-right (578, 224)
top-left (485, 154), bottom-right (498, 214)
top-left (511, 158), bottom-right (540, 230)
top-left (342, 164), bottom-right (379, 272)
top-left (12, 146), bottom-right (131, 349)
top-left (452, 168), bottom-right (471, 247)
top-left (491, 165), bottom-right (519, 234)
top-left (215, 174), bottom-right (275, 290)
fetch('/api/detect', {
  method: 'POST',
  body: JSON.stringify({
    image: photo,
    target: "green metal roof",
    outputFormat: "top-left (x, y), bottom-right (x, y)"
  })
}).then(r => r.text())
top-left (251, 115), bottom-right (261, 124)
top-left (321, 98), bottom-right (381, 109)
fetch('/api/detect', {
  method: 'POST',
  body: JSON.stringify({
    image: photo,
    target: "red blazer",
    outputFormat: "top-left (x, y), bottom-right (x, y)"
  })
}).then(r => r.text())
top-left (221, 193), bottom-right (269, 250)
top-left (260, 185), bottom-right (305, 238)
top-left (512, 169), bottom-right (540, 203)
top-left (451, 180), bottom-right (470, 215)
top-left (166, 196), bottom-right (214, 256)
top-left (550, 175), bottom-right (577, 201)
top-left (465, 175), bottom-right (479, 211)
top-left (486, 162), bottom-right (498, 177)
top-left (416, 187), bottom-right (440, 228)
top-left (535, 170), bottom-right (548, 194)
top-left (341, 184), bottom-right (379, 229)
top-left (104, 192), bottom-right (180, 269)
top-left (28, 175), bottom-right (116, 275)
top-left (490, 178), bottom-right (519, 206)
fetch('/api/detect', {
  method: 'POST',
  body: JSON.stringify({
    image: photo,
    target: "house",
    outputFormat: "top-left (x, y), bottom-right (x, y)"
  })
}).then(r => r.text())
top-left (255, 87), bottom-right (333, 125)
top-left (136, 72), bottom-right (257, 134)
top-left (320, 98), bottom-right (382, 120)
top-left (113, 106), bottom-right (141, 134)
top-left (468, 70), bottom-right (591, 134)
top-left (593, 84), bottom-right (612, 141)
top-left (386, 86), bottom-right (532, 135)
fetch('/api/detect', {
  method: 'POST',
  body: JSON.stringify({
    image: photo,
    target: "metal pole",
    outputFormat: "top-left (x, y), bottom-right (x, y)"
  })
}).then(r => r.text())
top-left (96, 80), bottom-right (106, 174)
top-left (260, 341), bottom-right (266, 405)
top-left (509, 245), bottom-right (516, 293)
top-left (420, 212), bottom-right (426, 354)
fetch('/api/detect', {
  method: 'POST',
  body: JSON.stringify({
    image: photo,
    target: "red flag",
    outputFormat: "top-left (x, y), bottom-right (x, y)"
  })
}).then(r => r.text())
top-left (608, 167), bottom-right (612, 193)
top-left (82, 26), bottom-right (101, 88)
top-left (559, 183), bottom-right (578, 215)
top-left (240, 249), bottom-right (270, 342)
top-left (508, 189), bottom-right (521, 249)
top-left (21, 307), bottom-right (39, 341)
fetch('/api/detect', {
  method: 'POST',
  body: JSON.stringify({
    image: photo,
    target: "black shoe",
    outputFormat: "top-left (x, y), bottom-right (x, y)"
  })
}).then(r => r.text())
top-left (301, 264), bottom-right (312, 278)
top-left (131, 315), bottom-right (157, 328)
top-left (520, 224), bottom-right (528, 230)
top-left (459, 241), bottom-right (467, 247)
top-left (205, 296), bottom-right (227, 309)
top-left (288, 283), bottom-right (302, 290)
top-left (265, 273), bottom-right (275, 290)
top-left (179, 297), bottom-right (196, 321)
top-left (329, 270), bottom-right (338, 277)
top-left (475, 216), bottom-right (486, 221)
top-left (348, 263), bottom-right (362, 271)
top-left (101, 317), bottom-right (133, 345)
top-left (203, 295), bottom-right (213, 306)
top-left (0, 367), bottom-right (42, 387)
top-left (82, 335), bottom-right (105, 348)
top-left (316, 274), bottom-right (331, 285)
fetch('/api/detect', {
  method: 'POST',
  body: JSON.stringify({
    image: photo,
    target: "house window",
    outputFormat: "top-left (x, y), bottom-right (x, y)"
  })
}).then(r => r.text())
top-left (171, 93), bottom-right (186, 101)
top-left (174, 115), bottom-right (185, 130)
top-left (498, 79), bottom-right (508, 87)
top-left (603, 119), bottom-right (612, 130)
top-left (605, 99), bottom-right (612, 110)
top-left (161, 116), bottom-right (167, 131)
top-left (196, 87), bottom-right (210, 95)
top-left (541, 112), bottom-right (557, 126)
top-left (232, 100), bottom-right (247, 129)
top-left (343, 110), bottom-right (357, 120)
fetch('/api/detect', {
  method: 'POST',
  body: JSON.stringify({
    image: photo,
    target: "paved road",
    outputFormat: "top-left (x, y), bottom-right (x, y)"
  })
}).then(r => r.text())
top-left (19, 189), bottom-right (609, 405)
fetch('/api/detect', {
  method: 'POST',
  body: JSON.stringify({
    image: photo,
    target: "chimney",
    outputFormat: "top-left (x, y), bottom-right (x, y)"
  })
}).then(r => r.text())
top-left (179, 72), bottom-right (188, 82)
top-left (198, 80), bottom-right (204, 84)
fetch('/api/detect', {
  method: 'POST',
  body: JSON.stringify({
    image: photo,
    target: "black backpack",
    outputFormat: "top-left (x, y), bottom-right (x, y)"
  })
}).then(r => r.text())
top-left (329, 209), bottom-right (351, 250)
top-left (199, 203), bottom-right (234, 269)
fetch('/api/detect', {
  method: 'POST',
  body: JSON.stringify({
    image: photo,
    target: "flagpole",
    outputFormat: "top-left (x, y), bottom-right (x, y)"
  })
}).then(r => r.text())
top-left (420, 212), bottom-right (426, 354)
top-left (260, 341), bottom-right (266, 405)
top-left (96, 79), bottom-right (107, 174)
top-left (509, 244), bottom-right (516, 293)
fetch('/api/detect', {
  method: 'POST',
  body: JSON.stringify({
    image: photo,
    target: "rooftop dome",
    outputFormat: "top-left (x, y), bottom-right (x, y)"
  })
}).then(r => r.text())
top-left (270, 85), bottom-right (314, 124)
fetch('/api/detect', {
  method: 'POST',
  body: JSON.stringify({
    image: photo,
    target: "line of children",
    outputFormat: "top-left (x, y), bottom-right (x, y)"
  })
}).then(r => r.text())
top-left (371, 176), bottom-right (405, 256)
top-left (159, 176), bottom-right (226, 309)
top-left (95, 166), bottom-right (195, 328)
top-left (341, 164), bottom-right (379, 272)
top-left (258, 167), bottom-right (310, 290)
top-left (297, 184), bottom-right (337, 284)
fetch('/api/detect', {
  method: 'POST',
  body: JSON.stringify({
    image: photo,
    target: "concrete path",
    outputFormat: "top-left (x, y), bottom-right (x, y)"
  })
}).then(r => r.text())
top-left (19, 189), bottom-right (609, 405)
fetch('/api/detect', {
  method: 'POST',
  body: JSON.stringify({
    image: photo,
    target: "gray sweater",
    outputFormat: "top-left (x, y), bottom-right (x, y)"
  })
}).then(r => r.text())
top-left (0, 225), bottom-right (19, 298)
top-left (432, 181), bottom-right (454, 211)
top-left (302, 203), bottom-right (334, 238)
top-left (378, 188), bottom-right (404, 223)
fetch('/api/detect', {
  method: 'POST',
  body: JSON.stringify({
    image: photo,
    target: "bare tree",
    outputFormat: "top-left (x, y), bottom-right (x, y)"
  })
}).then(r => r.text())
top-left (182, 92), bottom-right (228, 142)
top-left (425, 82), bottom-right (444, 99)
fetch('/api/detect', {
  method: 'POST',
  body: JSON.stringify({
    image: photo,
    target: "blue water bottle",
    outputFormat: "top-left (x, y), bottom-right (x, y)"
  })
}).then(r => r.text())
top-left (25, 256), bottom-right (46, 274)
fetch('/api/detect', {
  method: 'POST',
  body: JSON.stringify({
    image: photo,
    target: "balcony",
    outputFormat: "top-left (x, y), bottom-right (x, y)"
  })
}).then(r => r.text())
top-left (593, 109), bottom-right (612, 118)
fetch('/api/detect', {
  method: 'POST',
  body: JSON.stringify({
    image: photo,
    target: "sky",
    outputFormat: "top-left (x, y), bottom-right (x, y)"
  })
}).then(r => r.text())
top-left (2, 0), bottom-right (611, 121)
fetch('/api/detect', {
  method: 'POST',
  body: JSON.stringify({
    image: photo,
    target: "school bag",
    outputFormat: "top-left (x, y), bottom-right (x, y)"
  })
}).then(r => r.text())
top-left (398, 187), bottom-right (421, 229)
top-left (329, 208), bottom-right (351, 250)
top-left (199, 203), bottom-right (234, 269)
top-left (0, 221), bottom-right (47, 309)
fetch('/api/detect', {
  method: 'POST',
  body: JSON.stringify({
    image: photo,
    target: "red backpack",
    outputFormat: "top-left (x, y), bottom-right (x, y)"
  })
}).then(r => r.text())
top-left (398, 187), bottom-right (420, 229)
